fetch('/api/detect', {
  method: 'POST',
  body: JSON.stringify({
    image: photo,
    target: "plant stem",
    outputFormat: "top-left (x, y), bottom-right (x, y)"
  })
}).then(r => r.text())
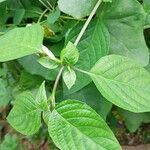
top-left (51, 66), bottom-right (64, 108)
top-left (73, 67), bottom-right (92, 76)
top-left (39, 0), bottom-right (52, 11)
top-left (37, 9), bottom-right (48, 23)
top-left (74, 0), bottom-right (102, 46)
top-left (48, 0), bottom-right (102, 108)
top-left (60, 16), bottom-right (86, 21)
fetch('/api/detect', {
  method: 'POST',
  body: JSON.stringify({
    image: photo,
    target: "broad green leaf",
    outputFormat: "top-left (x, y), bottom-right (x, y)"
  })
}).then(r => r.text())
top-left (18, 55), bottom-right (58, 81)
top-left (0, 24), bottom-right (44, 62)
top-left (101, 0), bottom-right (149, 66)
top-left (63, 68), bottom-right (76, 89)
top-left (117, 108), bottom-right (150, 132)
top-left (58, 0), bottom-right (97, 18)
top-left (35, 81), bottom-right (48, 111)
top-left (64, 18), bottom-right (110, 94)
top-left (7, 92), bottom-right (41, 135)
top-left (60, 41), bottom-right (79, 65)
top-left (90, 55), bottom-right (150, 113)
top-left (38, 56), bottom-right (59, 69)
top-left (48, 100), bottom-right (121, 150)
top-left (64, 83), bottom-right (112, 120)
top-left (47, 7), bottom-right (60, 25)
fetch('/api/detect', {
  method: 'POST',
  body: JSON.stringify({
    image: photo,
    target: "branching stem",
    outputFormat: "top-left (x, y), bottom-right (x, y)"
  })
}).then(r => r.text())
top-left (48, 0), bottom-right (102, 108)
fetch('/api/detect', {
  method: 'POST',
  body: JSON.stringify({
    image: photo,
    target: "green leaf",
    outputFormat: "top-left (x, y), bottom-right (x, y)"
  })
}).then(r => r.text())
top-left (38, 56), bottom-right (59, 69)
top-left (117, 108), bottom-right (150, 132)
top-left (0, 24), bottom-right (44, 62)
top-left (35, 81), bottom-right (48, 111)
top-left (0, 79), bottom-right (12, 106)
top-left (19, 71), bottom-right (43, 89)
top-left (18, 55), bottom-right (58, 81)
top-left (0, 2), bottom-right (7, 25)
top-left (64, 83), bottom-right (112, 120)
top-left (48, 100), bottom-right (121, 150)
top-left (61, 41), bottom-right (79, 65)
top-left (63, 68), bottom-right (76, 89)
top-left (0, 134), bottom-right (18, 150)
top-left (13, 9), bottom-right (25, 25)
top-left (101, 0), bottom-right (149, 66)
top-left (0, 0), bottom-right (6, 3)
top-left (43, 110), bottom-right (51, 125)
top-left (58, 0), bottom-right (97, 18)
top-left (143, 0), bottom-right (150, 13)
top-left (143, 0), bottom-right (150, 27)
top-left (47, 7), bottom-right (60, 25)
top-left (64, 18), bottom-right (110, 94)
top-left (7, 92), bottom-right (41, 135)
top-left (90, 55), bottom-right (150, 113)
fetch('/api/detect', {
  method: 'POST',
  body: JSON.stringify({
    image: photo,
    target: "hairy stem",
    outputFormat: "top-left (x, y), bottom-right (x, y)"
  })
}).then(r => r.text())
top-left (51, 66), bottom-right (64, 108)
top-left (74, 0), bottom-right (102, 46)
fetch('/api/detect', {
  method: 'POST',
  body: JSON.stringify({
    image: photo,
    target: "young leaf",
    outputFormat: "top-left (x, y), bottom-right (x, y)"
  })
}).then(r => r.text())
top-left (38, 56), bottom-right (59, 70)
top-left (0, 24), bottom-right (44, 62)
top-left (7, 92), bottom-right (41, 135)
top-left (48, 100), bottom-right (121, 150)
top-left (63, 68), bottom-right (76, 89)
top-left (58, 0), bottom-right (97, 18)
top-left (60, 41), bottom-right (79, 65)
top-left (101, 0), bottom-right (149, 66)
top-left (90, 55), bottom-right (150, 113)
top-left (35, 81), bottom-right (48, 111)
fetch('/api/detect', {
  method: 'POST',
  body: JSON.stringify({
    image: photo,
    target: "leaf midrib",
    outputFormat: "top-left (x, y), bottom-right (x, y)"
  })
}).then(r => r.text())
top-left (90, 72), bottom-right (150, 93)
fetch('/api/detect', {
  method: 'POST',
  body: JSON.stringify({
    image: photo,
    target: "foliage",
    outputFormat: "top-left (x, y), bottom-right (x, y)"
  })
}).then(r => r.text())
top-left (0, 0), bottom-right (150, 149)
